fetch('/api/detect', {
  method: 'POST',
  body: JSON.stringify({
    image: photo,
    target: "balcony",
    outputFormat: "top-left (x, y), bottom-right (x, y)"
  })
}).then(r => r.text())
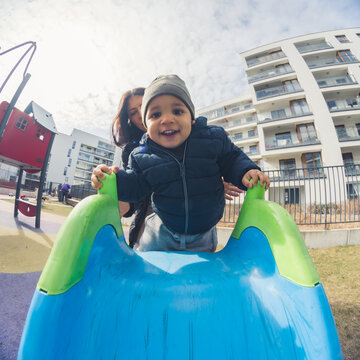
top-left (296, 42), bottom-right (333, 54)
top-left (306, 56), bottom-right (359, 69)
top-left (201, 103), bottom-right (253, 121)
top-left (246, 51), bottom-right (286, 68)
top-left (220, 115), bottom-right (257, 130)
top-left (248, 66), bottom-right (294, 83)
top-left (229, 131), bottom-right (258, 143)
top-left (256, 83), bottom-right (303, 101)
top-left (327, 99), bottom-right (360, 112)
top-left (344, 163), bottom-right (360, 176)
top-left (265, 136), bottom-right (320, 150)
top-left (317, 75), bottom-right (357, 88)
top-left (259, 107), bottom-right (312, 124)
top-left (337, 126), bottom-right (360, 142)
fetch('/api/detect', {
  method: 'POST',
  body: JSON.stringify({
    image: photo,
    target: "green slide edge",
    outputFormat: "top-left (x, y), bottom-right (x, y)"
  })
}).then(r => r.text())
top-left (37, 173), bottom-right (122, 295)
top-left (232, 182), bottom-right (320, 287)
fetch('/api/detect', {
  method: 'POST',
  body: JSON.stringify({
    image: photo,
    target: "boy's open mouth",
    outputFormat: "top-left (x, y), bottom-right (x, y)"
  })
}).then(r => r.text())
top-left (160, 129), bottom-right (179, 136)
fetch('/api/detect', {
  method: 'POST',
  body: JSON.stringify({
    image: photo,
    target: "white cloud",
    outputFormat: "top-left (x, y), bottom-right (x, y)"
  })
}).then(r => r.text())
top-left (0, 0), bottom-right (359, 139)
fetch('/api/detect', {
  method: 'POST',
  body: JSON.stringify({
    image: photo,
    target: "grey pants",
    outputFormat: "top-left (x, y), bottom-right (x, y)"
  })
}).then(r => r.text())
top-left (134, 213), bottom-right (218, 252)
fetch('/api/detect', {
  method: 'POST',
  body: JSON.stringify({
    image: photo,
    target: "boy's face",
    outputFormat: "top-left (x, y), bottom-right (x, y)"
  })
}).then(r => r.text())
top-left (145, 94), bottom-right (195, 148)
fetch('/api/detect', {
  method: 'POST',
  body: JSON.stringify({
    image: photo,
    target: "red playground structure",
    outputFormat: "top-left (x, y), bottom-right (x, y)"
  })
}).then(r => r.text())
top-left (0, 42), bottom-right (57, 228)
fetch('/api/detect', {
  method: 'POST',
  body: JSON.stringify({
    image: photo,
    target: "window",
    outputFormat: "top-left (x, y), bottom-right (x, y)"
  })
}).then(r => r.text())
top-left (63, 167), bottom-right (67, 176)
top-left (276, 63), bottom-right (292, 74)
top-left (356, 123), bottom-right (360, 136)
top-left (357, 33), bottom-right (360, 39)
top-left (317, 80), bottom-right (327, 87)
top-left (343, 152), bottom-right (354, 165)
top-left (342, 153), bottom-right (356, 176)
top-left (296, 123), bottom-right (317, 143)
top-left (279, 158), bottom-right (296, 178)
top-left (275, 132), bottom-right (292, 146)
top-left (290, 99), bottom-right (310, 115)
top-left (249, 144), bottom-right (258, 153)
top-left (271, 109), bottom-right (286, 120)
top-left (67, 149), bottom-right (71, 157)
top-left (335, 125), bottom-right (347, 140)
top-left (301, 152), bottom-right (322, 176)
top-left (68, 158), bottom-right (72, 167)
top-left (283, 79), bottom-right (301, 92)
top-left (15, 117), bottom-right (27, 131)
top-left (337, 50), bottom-right (356, 63)
top-left (72, 141), bottom-right (76, 149)
top-left (335, 35), bottom-right (350, 43)
top-left (347, 183), bottom-right (360, 199)
top-left (327, 100), bottom-right (337, 110)
top-left (284, 188), bottom-right (300, 204)
top-left (248, 129), bottom-right (256, 137)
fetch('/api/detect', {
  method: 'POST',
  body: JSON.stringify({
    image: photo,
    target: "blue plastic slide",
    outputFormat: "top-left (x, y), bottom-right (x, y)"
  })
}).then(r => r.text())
top-left (17, 174), bottom-right (343, 359)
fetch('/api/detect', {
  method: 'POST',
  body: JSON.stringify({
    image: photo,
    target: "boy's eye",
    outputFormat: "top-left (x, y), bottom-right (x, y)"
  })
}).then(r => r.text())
top-left (150, 111), bottom-right (161, 119)
top-left (173, 109), bottom-right (183, 115)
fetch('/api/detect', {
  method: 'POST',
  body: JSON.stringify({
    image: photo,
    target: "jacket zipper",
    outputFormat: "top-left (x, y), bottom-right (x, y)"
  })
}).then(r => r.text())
top-left (148, 141), bottom-right (189, 233)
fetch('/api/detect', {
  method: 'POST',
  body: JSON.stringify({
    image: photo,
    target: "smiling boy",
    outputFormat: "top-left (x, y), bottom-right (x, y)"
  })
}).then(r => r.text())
top-left (94, 74), bottom-right (270, 252)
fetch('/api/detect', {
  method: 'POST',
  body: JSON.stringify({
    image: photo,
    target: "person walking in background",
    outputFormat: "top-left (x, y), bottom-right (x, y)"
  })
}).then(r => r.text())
top-left (61, 182), bottom-right (70, 204)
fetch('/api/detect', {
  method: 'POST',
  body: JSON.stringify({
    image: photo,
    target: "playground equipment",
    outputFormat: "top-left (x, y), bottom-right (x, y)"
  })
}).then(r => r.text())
top-left (0, 42), bottom-right (57, 227)
top-left (18, 174), bottom-right (343, 359)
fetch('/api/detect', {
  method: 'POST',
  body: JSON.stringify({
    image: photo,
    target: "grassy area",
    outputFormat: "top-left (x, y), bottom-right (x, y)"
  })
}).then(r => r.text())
top-left (3, 198), bottom-right (73, 217)
top-left (309, 246), bottom-right (360, 360)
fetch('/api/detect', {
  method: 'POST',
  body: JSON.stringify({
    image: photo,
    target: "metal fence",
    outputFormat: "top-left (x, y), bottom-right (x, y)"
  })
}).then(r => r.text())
top-left (221, 165), bottom-right (360, 228)
top-left (70, 184), bottom-right (97, 199)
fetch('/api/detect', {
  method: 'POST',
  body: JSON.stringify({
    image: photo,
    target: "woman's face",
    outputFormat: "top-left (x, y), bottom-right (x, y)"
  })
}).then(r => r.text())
top-left (127, 95), bottom-right (146, 132)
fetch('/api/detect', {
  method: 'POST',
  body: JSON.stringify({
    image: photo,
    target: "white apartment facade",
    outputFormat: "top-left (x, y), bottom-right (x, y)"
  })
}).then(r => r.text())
top-left (198, 28), bottom-right (360, 203)
top-left (45, 128), bottom-right (122, 188)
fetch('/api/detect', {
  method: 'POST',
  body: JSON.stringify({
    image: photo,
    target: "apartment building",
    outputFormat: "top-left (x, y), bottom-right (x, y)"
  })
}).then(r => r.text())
top-left (198, 28), bottom-right (360, 202)
top-left (45, 128), bottom-right (122, 188)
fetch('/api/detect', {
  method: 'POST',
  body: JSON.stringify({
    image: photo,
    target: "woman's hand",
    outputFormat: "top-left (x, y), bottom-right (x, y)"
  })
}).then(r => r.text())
top-left (242, 169), bottom-right (270, 190)
top-left (91, 164), bottom-right (119, 190)
top-left (118, 201), bottom-right (131, 217)
top-left (223, 181), bottom-right (243, 201)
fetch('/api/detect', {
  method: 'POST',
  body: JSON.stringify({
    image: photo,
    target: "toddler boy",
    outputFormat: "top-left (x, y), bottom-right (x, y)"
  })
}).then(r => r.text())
top-left (95, 74), bottom-right (270, 251)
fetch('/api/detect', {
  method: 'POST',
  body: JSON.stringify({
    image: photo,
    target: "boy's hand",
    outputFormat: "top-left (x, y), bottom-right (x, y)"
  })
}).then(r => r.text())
top-left (223, 181), bottom-right (243, 200)
top-left (242, 169), bottom-right (270, 190)
top-left (91, 164), bottom-right (119, 190)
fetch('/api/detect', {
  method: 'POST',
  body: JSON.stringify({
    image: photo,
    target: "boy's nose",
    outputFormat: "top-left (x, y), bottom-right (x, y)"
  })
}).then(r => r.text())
top-left (160, 112), bottom-right (174, 123)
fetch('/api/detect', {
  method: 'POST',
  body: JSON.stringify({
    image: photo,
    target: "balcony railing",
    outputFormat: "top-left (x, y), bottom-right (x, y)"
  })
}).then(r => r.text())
top-left (220, 165), bottom-right (360, 228)
top-left (337, 127), bottom-right (360, 142)
top-left (256, 84), bottom-right (303, 100)
top-left (259, 109), bottom-right (312, 124)
top-left (265, 136), bottom-right (320, 150)
top-left (296, 42), bottom-right (333, 54)
top-left (317, 74), bottom-right (357, 88)
top-left (246, 51), bottom-right (286, 67)
top-left (229, 131), bottom-right (258, 142)
top-left (327, 99), bottom-right (360, 112)
top-left (306, 56), bottom-right (359, 69)
top-left (201, 103), bottom-right (253, 121)
top-left (220, 115), bottom-right (257, 129)
top-left (248, 67), bottom-right (294, 83)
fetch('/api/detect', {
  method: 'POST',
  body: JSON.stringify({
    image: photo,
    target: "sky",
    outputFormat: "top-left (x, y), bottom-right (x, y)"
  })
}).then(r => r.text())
top-left (1, 0), bottom-right (360, 140)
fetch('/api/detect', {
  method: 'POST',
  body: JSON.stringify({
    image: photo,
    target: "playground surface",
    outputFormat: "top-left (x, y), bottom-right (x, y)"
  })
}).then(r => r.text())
top-left (0, 194), bottom-right (125, 359)
top-left (0, 194), bottom-right (63, 359)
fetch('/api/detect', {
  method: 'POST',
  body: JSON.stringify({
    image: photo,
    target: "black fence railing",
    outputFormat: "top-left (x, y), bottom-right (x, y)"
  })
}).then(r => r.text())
top-left (221, 165), bottom-right (360, 227)
top-left (69, 184), bottom-right (96, 200)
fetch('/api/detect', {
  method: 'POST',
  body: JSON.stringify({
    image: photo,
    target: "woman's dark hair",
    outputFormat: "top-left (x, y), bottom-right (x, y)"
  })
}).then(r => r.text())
top-left (111, 87), bottom-right (145, 147)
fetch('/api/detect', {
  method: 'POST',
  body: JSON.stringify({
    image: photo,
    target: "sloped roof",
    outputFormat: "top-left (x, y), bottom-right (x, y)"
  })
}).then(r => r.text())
top-left (24, 101), bottom-right (57, 133)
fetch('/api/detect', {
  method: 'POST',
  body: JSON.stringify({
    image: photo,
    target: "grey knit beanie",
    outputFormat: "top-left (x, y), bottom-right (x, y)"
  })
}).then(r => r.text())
top-left (141, 74), bottom-right (195, 127)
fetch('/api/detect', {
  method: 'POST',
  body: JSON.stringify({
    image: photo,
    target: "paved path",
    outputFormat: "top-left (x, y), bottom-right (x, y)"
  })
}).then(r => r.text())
top-left (0, 195), bottom-right (128, 360)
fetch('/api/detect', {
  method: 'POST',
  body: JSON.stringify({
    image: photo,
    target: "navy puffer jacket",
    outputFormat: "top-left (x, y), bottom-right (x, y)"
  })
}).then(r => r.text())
top-left (116, 117), bottom-right (260, 234)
